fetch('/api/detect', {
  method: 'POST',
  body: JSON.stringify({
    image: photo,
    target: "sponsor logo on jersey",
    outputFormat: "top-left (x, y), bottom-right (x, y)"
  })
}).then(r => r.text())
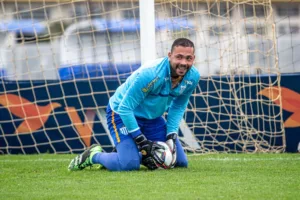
top-left (185, 80), bottom-right (193, 85)
top-left (179, 85), bottom-right (186, 94)
top-left (142, 77), bottom-right (159, 93)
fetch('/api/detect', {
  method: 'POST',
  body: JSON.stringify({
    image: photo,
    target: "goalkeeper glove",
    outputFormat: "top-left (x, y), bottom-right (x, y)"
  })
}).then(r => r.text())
top-left (133, 134), bottom-right (164, 170)
top-left (166, 133), bottom-right (177, 168)
top-left (141, 156), bottom-right (159, 170)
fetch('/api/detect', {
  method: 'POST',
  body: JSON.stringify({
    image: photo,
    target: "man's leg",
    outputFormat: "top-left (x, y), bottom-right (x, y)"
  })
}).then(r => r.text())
top-left (92, 138), bottom-right (140, 171)
top-left (89, 104), bottom-right (141, 171)
top-left (174, 137), bottom-right (188, 168)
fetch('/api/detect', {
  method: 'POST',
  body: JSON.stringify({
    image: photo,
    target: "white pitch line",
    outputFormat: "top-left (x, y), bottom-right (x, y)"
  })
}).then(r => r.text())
top-left (189, 156), bottom-right (300, 162)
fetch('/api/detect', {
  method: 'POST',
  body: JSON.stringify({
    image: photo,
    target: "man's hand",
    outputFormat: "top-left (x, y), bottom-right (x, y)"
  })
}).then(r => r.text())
top-left (166, 133), bottom-right (177, 168)
top-left (133, 134), bottom-right (164, 169)
top-left (141, 156), bottom-right (158, 170)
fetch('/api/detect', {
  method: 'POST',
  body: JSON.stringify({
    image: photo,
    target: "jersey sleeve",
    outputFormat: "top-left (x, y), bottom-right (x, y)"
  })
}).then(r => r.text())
top-left (166, 80), bottom-right (199, 135)
top-left (117, 71), bottom-right (157, 137)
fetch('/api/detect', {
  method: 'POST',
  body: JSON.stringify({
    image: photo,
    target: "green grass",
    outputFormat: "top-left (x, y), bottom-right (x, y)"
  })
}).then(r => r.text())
top-left (0, 154), bottom-right (299, 200)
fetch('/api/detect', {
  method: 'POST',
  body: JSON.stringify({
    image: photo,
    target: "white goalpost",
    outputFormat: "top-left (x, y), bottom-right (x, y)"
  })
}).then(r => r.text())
top-left (139, 0), bottom-right (156, 64)
top-left (0, 0), bottom-right (289, 154)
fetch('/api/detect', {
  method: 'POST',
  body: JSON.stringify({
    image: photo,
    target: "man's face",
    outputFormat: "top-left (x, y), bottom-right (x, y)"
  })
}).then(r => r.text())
top-left (168, 45), bottom-right (195, 77)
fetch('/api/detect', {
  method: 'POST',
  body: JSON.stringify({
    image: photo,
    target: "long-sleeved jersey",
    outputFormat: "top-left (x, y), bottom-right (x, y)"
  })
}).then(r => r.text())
top-left (109, 57), bottom-right (200, 137)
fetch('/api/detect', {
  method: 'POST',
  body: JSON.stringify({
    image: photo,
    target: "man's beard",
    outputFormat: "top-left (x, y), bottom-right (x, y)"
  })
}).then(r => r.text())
top-left (176, 65), bottom-right (189, 70)
top-left (170, 64), bottom-right (190, 78)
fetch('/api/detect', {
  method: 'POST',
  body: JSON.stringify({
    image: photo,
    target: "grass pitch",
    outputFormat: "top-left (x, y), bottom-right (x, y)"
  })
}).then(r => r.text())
top-left (0, 153), bottom-right (299, 200)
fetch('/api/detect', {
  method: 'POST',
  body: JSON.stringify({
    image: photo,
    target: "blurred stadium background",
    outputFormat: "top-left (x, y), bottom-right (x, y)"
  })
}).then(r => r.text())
top-left (1, 0), bottom-right (299, 79)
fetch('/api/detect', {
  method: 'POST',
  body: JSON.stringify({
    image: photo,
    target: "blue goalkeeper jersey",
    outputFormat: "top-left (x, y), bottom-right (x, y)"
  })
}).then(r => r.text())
top-left (109, 57), bottom-right (200, 137)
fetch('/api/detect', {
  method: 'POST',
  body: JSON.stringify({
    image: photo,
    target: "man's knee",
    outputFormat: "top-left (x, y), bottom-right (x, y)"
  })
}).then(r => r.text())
top-left (176, 158), bottom-right (188, 168)
top-left (116, 138), bottom-right (141, 171)
top-left (120, 158), bottom-right (140, 171)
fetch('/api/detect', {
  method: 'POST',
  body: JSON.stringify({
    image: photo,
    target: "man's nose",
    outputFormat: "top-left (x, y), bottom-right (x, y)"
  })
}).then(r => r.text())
top-left (180, 58), bottom-right (188, 65)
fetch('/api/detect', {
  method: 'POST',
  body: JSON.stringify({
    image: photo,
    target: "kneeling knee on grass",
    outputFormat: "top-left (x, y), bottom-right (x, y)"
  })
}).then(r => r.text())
top-left (119, 156), bottom-right (141, 171)
top-left (176, 159), bottom-right (188, 168)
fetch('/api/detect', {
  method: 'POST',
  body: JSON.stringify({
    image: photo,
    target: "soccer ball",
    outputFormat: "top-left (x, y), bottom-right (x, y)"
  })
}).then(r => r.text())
top-left (153, 141), bottom-right (173, 169)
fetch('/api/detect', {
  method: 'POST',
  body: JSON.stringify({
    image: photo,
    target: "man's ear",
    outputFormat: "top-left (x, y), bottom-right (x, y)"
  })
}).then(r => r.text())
top-left (168, 52), bottom-right (171, 59)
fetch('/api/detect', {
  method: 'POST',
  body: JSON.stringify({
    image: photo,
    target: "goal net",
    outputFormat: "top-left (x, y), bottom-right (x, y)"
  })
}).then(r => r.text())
top-left (0, 0), bottom-right (286, 154)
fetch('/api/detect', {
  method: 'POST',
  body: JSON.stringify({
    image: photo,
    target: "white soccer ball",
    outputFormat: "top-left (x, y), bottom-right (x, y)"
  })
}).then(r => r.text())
top-left (153, 141), bottom-right (173, 169)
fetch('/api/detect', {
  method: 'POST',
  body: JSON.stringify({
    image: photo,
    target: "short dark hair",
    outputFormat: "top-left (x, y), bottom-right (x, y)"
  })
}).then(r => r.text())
top-left (171, 38), bottom-right (195, 52)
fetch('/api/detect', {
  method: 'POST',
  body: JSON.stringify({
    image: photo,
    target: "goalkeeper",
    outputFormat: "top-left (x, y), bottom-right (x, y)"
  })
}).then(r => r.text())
top-left (68, 38), bottom-right (200, 171)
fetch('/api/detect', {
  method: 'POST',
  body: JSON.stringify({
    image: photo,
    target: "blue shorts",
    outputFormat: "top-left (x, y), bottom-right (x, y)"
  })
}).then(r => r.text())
top-left (106, 104), bottom-right (167, 145)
